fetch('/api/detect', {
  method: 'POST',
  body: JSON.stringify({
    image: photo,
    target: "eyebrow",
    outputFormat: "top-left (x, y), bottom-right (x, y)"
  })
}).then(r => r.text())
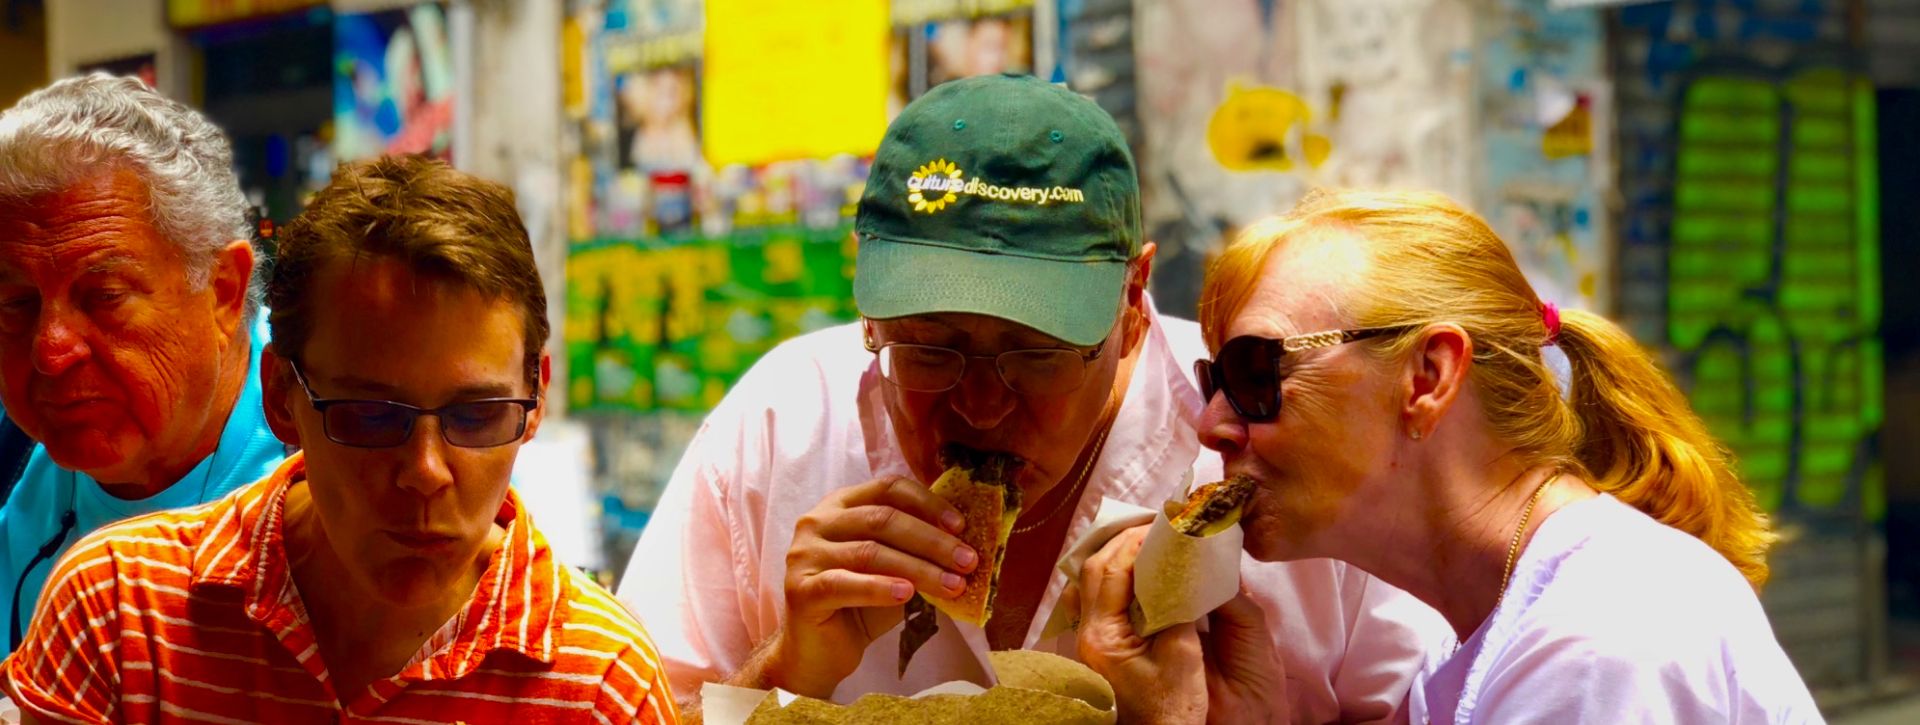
top-left (324, 374), bottom-right (525, 401)
top-left (84, 258), bottom-right (140, 276)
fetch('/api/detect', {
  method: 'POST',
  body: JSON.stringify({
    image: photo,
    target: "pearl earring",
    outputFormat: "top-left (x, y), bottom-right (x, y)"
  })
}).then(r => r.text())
top-left (1410, 429), bottom-right (1422, 441)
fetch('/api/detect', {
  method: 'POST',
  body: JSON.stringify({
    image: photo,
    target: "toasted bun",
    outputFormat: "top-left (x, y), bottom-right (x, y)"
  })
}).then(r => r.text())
top-left (1169, 475), bottom-right (1255, 537)
top-left (920, 445), bottom-right (1024, 625)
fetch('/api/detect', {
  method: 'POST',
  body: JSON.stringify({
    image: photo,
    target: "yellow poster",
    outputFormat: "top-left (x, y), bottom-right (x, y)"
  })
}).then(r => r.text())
top-left (703, 0), bottom-right (890, 167)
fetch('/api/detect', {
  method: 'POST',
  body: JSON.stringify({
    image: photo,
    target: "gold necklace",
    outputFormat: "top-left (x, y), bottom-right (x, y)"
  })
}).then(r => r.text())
top-left (1011, 416), bottom-right (1115, 535)
top-left (1495, 470), bottom-right (1561, 610)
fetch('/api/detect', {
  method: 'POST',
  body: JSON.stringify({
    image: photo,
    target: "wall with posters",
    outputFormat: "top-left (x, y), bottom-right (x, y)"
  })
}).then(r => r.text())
top-left (1475, 0), bottom-right (1610, 312)
top-left (562, 0), bottom-right (1040, 565)
top-left (1135, 0), bottom-right (1608, 317)
top-left (1134, 0), bottom-right (1480, 316)
top-left (333, 2), bottom-right (457, 161)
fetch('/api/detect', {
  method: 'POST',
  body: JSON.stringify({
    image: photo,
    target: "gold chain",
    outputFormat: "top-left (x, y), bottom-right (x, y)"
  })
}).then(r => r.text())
top-left (1011, 417), bottom-right (1115, 535)
top-left (1496, 470), bottom-right (1562, 610)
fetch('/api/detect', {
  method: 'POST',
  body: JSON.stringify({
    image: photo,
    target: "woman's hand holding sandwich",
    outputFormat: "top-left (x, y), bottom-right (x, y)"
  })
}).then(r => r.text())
top-left (1077, 525), bottom-right (1288, 724)
top-left (760, 475), bottom-right (980, 698)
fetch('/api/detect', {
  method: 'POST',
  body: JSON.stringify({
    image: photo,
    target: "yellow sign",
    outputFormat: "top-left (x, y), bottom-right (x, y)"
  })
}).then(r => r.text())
top-left (703, 0), bottom-right (890, 167)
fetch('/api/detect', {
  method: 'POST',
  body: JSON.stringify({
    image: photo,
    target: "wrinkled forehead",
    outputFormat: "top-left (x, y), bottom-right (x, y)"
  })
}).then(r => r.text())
top-left (0, 170), bottom-right (158, 239)
top-left (1223, 226), bottom-right (1370, 342)
top-left (870, 311), bottom-right (1075, 349)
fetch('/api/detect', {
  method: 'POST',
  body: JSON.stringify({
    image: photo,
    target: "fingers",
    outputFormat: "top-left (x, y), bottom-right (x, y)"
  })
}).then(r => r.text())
top-left (820, 539), bottom-right (968, 599)
top-left (787, 569), bottom-right (917, 622)
top-left (1079, 525), bottom-right (1150, 634)
top-left (838, 476), bottom-right (966, 535)
top-left (788, 476), bottom-right (977, 611)
top-left (814, 504), bottom-right (977, 576)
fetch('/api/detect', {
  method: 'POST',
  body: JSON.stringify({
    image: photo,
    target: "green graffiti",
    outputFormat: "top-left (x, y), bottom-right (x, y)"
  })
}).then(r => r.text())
top-left (1668, 69), bottom-right (1883, 521)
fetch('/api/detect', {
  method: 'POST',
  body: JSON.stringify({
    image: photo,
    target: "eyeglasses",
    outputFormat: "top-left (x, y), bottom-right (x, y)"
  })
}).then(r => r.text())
top-left (1194, 326), bottom-right (1412, 422)
top-left (864, 333), bottom-right (1107, 397)
top-left (289, 362), bottom-right (538, 449)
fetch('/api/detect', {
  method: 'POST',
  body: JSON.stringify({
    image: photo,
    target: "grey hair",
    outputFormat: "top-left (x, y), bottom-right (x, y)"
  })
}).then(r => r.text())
top-left (0, 74), bottom-right (263, 323)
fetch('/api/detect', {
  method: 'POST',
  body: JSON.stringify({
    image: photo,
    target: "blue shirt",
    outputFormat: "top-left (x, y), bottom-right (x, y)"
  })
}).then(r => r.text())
top-left (0, 316), bottom-right (287, 656)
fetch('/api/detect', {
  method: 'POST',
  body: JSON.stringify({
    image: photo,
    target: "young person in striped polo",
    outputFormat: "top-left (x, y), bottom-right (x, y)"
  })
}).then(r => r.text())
top-left (2, 156), bottom-right (678, 724)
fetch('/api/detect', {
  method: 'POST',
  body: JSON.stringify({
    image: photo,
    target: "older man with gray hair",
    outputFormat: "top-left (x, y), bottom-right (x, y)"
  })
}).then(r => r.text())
top-left (0, 74), bottom-right (286, 658)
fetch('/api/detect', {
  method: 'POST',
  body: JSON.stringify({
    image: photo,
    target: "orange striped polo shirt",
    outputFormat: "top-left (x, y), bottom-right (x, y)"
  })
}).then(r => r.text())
top-left (0, 454), bottom-right (679, 724)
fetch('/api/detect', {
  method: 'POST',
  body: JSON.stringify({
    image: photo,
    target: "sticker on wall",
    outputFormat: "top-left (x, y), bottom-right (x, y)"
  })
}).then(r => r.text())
top-left (1541, 94), bottom-right (1594, 159)
top-left (1204, 82), bottom-right (1332, 172)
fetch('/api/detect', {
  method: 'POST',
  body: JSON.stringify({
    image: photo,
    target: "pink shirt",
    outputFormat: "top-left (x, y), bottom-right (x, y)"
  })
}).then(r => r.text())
top-left (617, 297), bottom-right (1450, 722)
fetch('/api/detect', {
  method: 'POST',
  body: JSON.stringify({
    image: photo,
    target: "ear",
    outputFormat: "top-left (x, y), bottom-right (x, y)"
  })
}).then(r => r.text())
top-left (523, 351), bottom-right (552, 442)
top-left (259, 344), bottom-right (302, 446)
top-left (1129, 242), bottom-right (1156, 308)
top-left (1118, 243), bottom-right (1156, 351)
top-left (1401, 323), bottom-right (1472, 440)
top-left (209, 240), bottom-right (255, 343)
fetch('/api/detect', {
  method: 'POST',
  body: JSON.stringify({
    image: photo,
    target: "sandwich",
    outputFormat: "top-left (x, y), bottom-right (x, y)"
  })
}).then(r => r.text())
top-left (920, 443), bottom-right (1025, 625)
top-left (901, 443), bottom-right (1025, 675)
top-left (1168, 475), bottom-right (1255, 537)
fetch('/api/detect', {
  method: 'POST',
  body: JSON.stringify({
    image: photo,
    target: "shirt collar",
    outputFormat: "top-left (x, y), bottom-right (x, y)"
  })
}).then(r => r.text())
top-left (190, 453), bottom-right (563, 673)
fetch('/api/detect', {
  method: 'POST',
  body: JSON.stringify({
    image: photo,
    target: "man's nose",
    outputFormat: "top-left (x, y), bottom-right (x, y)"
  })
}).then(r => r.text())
top-left (31, 307), bottom-right (91, 377)
top-left (395, 416), bottom-right (457, 498)
top-left (948, 360), bottom-right (1017, 430)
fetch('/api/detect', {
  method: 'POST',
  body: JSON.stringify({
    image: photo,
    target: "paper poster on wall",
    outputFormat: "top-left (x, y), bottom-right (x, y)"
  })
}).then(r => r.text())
top-left (926, 12), bottom-right (1034, 88)
top-left (703, 0), bottom-right (890, 167)
top-left (1134, 0), bottom-right (1475, 316)
top-left (333, 3), bottom-right (457, 162)
top-left (1476, 0), bottom-right (1608, 311)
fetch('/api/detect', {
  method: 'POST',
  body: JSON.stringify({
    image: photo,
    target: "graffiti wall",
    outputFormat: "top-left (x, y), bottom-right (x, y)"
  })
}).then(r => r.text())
top-left (1610, 0), bottom-right (1882, 688)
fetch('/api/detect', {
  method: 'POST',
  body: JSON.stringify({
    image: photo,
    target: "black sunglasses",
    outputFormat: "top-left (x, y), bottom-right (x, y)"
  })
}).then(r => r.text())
top-left (289, 362), bottom-right (538, 449)
top-left (1194, 326), bottom-right (1413, 422)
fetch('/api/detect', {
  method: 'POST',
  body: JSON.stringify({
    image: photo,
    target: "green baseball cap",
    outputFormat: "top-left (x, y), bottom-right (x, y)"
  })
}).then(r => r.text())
top-left (853, 73), bottom-right (1143, 348)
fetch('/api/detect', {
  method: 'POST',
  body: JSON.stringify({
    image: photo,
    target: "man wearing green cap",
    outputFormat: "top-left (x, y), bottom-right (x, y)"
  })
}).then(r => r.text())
top-left (617, 74), bottom-right (1445, 722)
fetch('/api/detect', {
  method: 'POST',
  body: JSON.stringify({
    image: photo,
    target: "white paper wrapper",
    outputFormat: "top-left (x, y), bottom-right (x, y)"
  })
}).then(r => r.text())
top-left (1130, 499), bottom-right (1244, 636)
top-left (1040, 472), bottom-right (1245, 639)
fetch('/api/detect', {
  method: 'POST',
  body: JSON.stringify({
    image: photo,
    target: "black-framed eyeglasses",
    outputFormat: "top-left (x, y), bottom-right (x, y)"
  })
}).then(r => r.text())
top-left (863, 330), bottom-right (1107, 397)
top-left (1194, 326), bottom-right (1413, 422)
top-left (289, 362), bottom-right (538, 449)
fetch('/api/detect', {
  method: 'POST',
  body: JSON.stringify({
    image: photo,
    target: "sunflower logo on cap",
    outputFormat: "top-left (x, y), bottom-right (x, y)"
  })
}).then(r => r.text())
top-left (908, 159), bottom-right (964, 213)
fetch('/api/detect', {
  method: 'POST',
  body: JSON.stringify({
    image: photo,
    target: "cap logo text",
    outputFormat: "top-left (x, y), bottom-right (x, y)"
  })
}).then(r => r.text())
top-left (905, 158), bottom-right (1085, 214)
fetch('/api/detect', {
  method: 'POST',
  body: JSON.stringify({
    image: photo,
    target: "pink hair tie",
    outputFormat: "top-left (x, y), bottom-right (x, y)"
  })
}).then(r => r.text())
top-left (1541, 300), bottom-right (1562, 344)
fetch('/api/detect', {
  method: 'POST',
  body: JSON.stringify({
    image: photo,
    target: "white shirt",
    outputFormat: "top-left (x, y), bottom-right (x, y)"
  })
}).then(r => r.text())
top-left (1405, 494), bottom-right (1822, 724)
top-left (618, 297), bottom-right (1450, 722)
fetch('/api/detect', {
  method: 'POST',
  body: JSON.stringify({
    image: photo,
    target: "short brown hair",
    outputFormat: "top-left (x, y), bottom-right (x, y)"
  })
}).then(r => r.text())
top-left (268, 155), bottom-right (549, 388)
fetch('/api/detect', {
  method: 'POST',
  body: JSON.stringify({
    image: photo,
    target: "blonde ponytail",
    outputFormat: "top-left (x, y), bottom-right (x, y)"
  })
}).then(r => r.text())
top-left (1555, 309), bottom-right (1775, 587)
top-left (1200, 189), bottom-right (1777, 588)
